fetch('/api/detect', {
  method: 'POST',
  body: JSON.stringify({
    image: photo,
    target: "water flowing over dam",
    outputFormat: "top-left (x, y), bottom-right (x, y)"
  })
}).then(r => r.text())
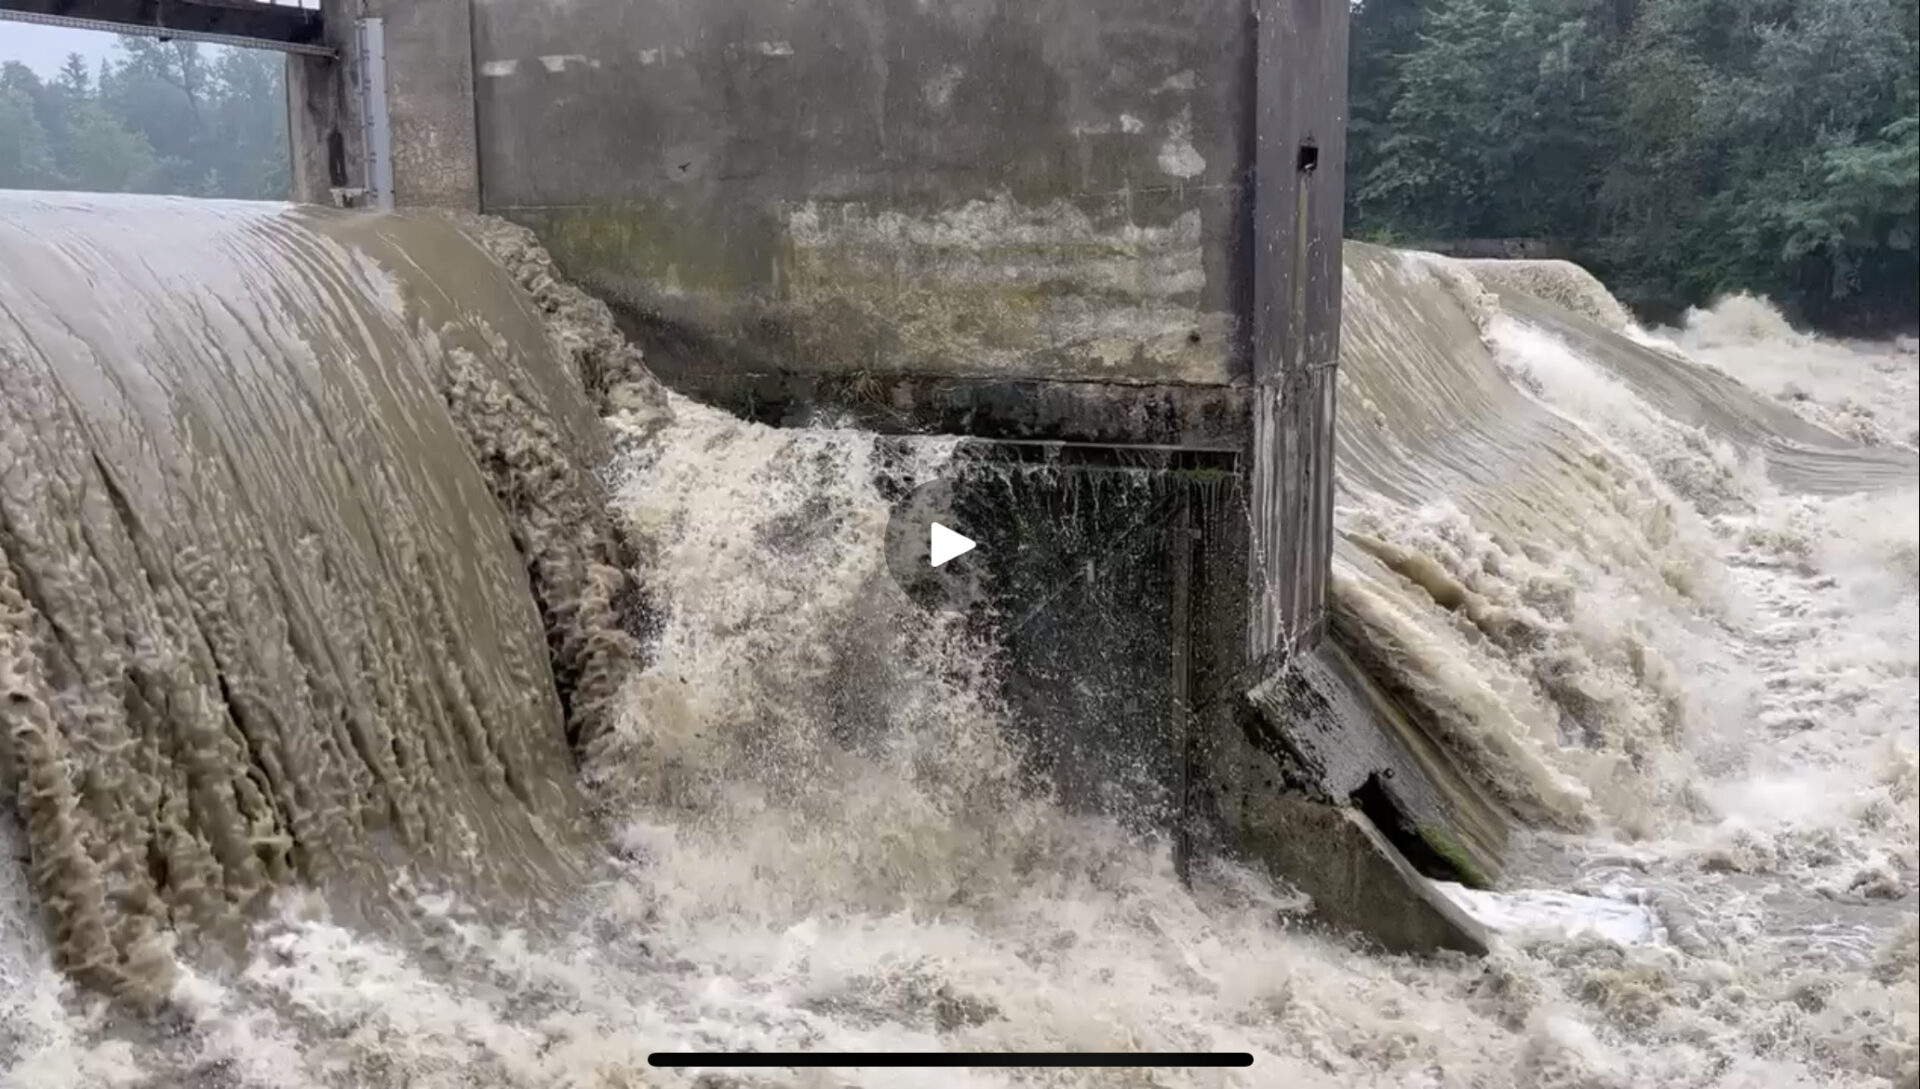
top-left (3, 192), bottom-right (1917, 1087)
top-left (0, 192), bottom-right (652, 1004)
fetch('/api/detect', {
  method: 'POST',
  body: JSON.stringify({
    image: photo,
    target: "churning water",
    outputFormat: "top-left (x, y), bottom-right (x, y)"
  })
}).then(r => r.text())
top-left (2, 194), bottom-right (1915, 1088)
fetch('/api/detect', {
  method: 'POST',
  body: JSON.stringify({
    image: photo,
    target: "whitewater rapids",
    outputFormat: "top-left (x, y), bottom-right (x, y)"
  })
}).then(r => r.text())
top-left (2, 197), bottom-right (1915, 1088)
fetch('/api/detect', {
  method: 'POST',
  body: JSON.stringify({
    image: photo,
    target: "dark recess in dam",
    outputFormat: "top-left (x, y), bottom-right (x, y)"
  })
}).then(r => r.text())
top-left (894, 443), bottom-right (1250, 872)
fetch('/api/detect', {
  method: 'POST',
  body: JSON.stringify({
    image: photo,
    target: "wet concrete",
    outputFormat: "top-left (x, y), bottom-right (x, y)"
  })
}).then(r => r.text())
top-left (471, 0), bottom-right (1257, 387)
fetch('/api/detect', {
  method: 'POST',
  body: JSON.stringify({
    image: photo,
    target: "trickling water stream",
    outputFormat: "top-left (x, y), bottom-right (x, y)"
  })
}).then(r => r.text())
top-left (2, 194), bottom-right (1915, 1088)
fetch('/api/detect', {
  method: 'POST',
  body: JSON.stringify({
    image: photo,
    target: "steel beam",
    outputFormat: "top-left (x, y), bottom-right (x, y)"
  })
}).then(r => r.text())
top-left (0, 0), bottom-right (327, 53)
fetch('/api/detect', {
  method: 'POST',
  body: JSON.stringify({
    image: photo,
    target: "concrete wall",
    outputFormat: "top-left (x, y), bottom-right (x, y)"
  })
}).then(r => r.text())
top-left (289, 0), bottom-right (479, 210)
top-left (287, 31), bottom-right (358, 205)
top-left (459, 0), bottom-right (1346, 661)
top-left (1248, 0), bottom-right (1347, 663)
top-left (470, 0), bottom-right (1255, 388)
top-left (384, 0), bottom-right (482, 208)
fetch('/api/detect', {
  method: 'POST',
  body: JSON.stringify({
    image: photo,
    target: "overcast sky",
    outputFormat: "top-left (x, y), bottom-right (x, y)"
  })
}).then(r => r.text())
top-left (1, 22), bottom-right (122, 77)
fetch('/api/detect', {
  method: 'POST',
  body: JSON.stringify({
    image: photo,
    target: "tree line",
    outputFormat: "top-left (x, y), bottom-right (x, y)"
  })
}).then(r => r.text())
top-left (1348, 0), bottom-right (1919, 332)
top-left (1, 38), bottom-right (287, 201)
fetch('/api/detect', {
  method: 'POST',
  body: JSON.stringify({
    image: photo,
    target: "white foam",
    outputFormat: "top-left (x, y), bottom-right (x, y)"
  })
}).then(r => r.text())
top-left (1436, 883), bottom-right (1659, 946)
top-left (1661, 295), bottom-right (1920, 450)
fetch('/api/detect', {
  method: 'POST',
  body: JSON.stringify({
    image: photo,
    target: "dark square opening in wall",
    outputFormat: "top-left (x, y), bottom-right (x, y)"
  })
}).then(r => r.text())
top-left (936, 442), bottom-right (1248, 843)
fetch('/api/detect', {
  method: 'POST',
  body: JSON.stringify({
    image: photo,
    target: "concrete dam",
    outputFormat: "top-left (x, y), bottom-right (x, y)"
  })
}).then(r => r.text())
top-left (4, 1), bottom-right (1919, 1084)
top-left (0, 0), bottom-right (1505, 982)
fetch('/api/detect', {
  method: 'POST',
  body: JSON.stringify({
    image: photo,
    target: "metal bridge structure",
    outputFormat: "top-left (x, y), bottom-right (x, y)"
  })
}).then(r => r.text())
top-left (0, 0), bottom-right (330, 56)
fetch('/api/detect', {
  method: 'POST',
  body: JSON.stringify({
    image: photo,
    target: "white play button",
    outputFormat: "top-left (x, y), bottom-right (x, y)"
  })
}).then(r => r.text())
top-left (884, 479), bottom-right (986, 613)
top-left (929, 522), bottom-right (977, 568)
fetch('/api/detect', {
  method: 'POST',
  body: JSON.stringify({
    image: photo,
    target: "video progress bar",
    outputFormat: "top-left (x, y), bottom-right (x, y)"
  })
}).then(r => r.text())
top-left (649, 1052), bottom-right (1253, 1068)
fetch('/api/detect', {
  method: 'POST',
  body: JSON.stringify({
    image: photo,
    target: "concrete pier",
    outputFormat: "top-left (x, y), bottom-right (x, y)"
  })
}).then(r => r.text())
top-left (285, 0), bottom-right (480, 210)
top-left (363, 0), bottom-right (1487, 954)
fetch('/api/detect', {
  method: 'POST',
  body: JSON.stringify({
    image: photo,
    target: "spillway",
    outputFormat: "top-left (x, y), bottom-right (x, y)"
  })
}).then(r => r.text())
top-left (0, 192), bottom-right (654, 1005)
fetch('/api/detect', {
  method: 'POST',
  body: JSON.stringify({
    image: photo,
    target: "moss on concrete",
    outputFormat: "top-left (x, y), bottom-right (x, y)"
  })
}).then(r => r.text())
top-left (521, 201), bottom-right (764, 302)
top-left (499, 197), bottom-right (1235, 386)
top-left (1416, 822), bottom-right (1493, 890)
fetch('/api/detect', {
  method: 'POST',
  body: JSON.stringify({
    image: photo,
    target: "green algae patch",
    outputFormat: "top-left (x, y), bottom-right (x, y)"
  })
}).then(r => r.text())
top-left (1416, 822), bottom-right (1493, 890)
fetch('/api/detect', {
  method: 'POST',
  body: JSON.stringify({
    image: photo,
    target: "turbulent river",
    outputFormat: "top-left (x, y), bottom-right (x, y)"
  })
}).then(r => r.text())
top-left (1, 192), bottom-right (1915, 1088)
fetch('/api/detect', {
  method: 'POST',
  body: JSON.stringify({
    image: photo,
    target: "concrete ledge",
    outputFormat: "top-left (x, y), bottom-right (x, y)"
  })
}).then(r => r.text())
top-left (1245, 641), bottom-right (1508, 888)
top-left (1211, 663), bottom-right (1498, 956)
top-left (648, 365), bottom-right (1254, 450)
top-left (1228, 785), bottom-right (1490, 956)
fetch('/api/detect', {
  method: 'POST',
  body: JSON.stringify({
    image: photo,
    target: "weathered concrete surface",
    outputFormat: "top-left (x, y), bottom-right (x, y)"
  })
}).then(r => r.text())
top-left (470, 0), bottom-right (1254, 386)
top-left (1216, 756), bottom-right (1492, 956)
top-left (1247, 643), bottom-right (1508, 888)
top-left (288, 0), bottom-right (479, 209)
top-left (650, 368), bottom-right (1254, 449)
top-left (286, 33), bottom-right (357, 204)
top-left (382, 0), bottom-right (481, 209)
top-left (459, 0), bottom-right (1492, 957)
top-left (1248, 0), bottom-right (1347, 665)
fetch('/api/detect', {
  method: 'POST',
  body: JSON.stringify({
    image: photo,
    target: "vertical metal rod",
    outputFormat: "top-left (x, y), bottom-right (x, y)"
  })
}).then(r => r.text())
top-left (356, 17), bottom-right (394, 211)
top-left (1170, 490), bottom-right (1195, 884)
